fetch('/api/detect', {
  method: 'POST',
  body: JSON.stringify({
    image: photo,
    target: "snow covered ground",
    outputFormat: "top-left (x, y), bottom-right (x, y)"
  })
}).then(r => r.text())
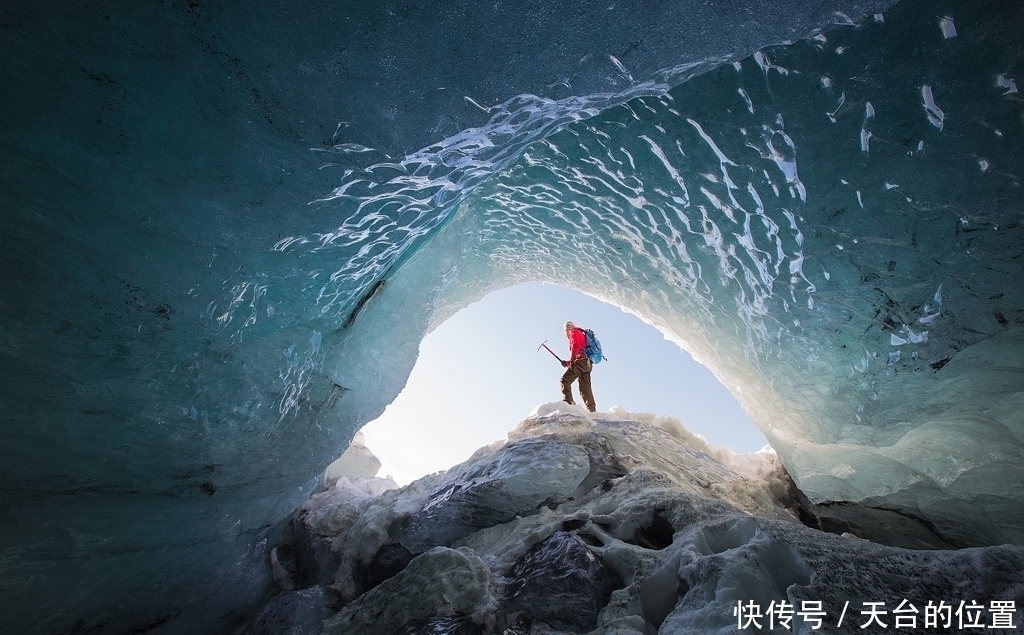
top-left (249, 406), bottom-right (1024, 634)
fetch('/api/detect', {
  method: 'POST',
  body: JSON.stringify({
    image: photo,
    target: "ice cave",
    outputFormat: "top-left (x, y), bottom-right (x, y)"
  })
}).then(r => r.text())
top-left (1, 0), bottom-right (1023, 633)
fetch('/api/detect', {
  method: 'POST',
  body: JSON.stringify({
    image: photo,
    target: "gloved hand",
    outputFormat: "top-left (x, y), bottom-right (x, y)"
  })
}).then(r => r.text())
top-left (561, 360), bottom-right (570, 367)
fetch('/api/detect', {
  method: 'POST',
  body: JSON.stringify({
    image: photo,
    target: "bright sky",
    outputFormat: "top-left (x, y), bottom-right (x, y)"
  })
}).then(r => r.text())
top-left (359, 281), bottom-right (768, 485)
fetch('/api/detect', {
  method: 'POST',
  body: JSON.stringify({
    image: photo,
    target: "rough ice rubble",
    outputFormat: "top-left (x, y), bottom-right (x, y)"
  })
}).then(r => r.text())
top-left (252, 408), bottom-right (1024, 634)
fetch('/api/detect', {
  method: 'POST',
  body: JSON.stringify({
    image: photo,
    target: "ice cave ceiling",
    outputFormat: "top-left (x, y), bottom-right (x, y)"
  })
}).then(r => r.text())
top-left (1, 0), bottom-right (1022, 633)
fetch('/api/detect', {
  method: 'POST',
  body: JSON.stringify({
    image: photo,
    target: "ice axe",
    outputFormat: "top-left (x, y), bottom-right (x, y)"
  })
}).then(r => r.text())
top-left (537, 340), bottom-right (566, 364)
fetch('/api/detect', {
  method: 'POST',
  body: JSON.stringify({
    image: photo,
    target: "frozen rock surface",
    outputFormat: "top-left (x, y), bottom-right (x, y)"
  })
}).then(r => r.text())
top-left (259, 409), bottom-right (1024, 634)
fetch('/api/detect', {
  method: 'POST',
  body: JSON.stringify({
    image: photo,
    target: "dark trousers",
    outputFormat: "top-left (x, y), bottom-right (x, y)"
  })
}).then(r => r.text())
top-left (560, 357), bottom-right (595, 412)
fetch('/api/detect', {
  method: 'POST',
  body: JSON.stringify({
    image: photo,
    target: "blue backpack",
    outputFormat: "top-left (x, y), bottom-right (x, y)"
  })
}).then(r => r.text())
top-left (582, 328), bottom-right (604, 364)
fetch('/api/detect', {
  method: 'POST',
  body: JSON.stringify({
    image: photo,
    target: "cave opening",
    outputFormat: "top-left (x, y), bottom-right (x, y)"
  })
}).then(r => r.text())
top-left (329, 281), bottom-right (768, 486)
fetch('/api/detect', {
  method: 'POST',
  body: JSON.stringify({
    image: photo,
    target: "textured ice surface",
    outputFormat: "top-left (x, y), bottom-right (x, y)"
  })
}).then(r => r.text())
top-left (323, 0), bottom-right (1024, 550)
top-left (260, 410), bottom-right (1024, 634)
top-left (1, 0), bottom-right (1023, 633)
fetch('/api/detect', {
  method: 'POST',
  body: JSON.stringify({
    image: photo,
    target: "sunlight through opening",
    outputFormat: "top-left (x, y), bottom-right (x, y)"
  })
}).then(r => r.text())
top-left (329, 282), bottom-right (769, 485)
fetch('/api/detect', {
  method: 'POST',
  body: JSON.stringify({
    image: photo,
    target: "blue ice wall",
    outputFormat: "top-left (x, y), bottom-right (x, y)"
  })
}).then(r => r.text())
top-left (2, 0), bottom-right (1022, 633)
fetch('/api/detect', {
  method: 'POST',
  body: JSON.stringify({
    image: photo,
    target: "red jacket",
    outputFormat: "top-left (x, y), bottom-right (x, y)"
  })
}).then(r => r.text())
top-left (567, 327), bottom-right (587, 360)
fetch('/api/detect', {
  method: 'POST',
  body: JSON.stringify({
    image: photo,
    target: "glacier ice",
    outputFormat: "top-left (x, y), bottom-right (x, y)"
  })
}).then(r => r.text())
top-left (257, 408), bottom-right (1024, 634)
top-left (1, 0), bottom-right (1023, 632)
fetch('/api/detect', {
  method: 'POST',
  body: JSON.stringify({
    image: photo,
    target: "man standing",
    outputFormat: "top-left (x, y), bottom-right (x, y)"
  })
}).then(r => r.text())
top-left (560, 321), bottom-right (596, 412)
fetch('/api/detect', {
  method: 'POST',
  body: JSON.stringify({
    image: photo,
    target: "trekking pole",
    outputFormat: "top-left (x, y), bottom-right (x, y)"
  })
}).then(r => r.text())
top-left (537, 340), bottom-right (565, 364)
